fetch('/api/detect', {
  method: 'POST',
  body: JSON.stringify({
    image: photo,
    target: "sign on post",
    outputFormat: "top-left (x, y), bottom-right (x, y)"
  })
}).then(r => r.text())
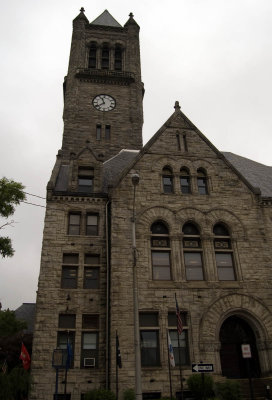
top-left (241, 344), bottom-right (252, 358)
top-left (192, 363), bottom-right (214, 373)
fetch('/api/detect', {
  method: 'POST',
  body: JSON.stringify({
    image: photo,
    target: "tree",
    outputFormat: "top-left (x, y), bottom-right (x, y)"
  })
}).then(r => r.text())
top-left (0, 177), bottom-right (25, 258)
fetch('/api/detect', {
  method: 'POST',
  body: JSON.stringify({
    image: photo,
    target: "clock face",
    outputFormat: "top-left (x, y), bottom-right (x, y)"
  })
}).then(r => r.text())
top-left (92, 94), bottom-right (116, 112)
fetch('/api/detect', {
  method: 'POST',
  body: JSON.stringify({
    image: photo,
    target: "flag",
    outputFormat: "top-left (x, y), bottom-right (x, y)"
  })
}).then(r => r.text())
top-left (168, 332), bottom-right (175, 367)
top-left (66, 340), bottom-right (72, 370)
top-left (116, 332), bottom-right (122, 368)
top-left (19, 342), bottom-right (31, 370)
top-left (175, 294), bottom-right (183, 335)
top-left (1, 359), bottom-right (7, 374)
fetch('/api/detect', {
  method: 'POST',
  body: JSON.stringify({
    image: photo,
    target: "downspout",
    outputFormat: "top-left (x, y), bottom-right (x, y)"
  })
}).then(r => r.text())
top-left (105, 199), bottom-right (111, 389)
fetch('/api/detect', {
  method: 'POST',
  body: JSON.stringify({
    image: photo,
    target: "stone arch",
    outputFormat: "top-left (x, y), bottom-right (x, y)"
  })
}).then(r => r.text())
top-left (151, 156), bottom-right (179, 173)
top-left (199, 293), bottom-right (272, 374)
top-left (192, 158), bottom-right (214, 175)
top-left (137, 206), bottom-right (177, 235)
top-left (176, 207), bottom-right (207, 234)
top-left (206, 208), bottom-right (247, 239)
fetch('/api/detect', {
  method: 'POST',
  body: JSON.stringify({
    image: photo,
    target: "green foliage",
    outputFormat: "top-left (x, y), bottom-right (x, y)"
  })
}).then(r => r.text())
top-left (215, 380), bottom-right (241, 400)
top-left (123, 389), bottom-right (135, 400)
top-left (0, 367), bottom-right (30, 400)
top-left (0, 177), bottom-right (25, 258)
top-left (0, 309), bottom-right (27, 337)
top-left (84, 389), bottom-right (116, 400)
top-left (0, 236), bottom-right (14, 258)
top-left (0, 177), bottom-right (25, 218)
top-left (187, 373), bottom-right (214, 400)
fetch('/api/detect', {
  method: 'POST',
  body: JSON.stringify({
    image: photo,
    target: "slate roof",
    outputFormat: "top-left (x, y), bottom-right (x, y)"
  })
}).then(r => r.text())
top-left (223, 152), bottom-right (272, 197)
top-left (102, 149), bottom-right (139, 192)
top-left (90, 10), bottom-right (122, 28)
top-left (15, 303), bottom-right (36, 334)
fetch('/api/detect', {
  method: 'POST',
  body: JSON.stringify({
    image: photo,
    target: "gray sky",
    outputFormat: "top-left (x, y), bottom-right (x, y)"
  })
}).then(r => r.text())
top-left (0, 0), bottom-right (271, 310)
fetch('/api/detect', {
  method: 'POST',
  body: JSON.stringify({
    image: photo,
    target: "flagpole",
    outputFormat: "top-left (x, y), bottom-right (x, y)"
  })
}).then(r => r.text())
top-left (175, 293), bottom-right (183, 400)
top-left (167, 331), bottom-right (173, 400)
top-left (116, 331), bottom-right (119, 400)
top-left (64, 330), bottom-right (69, 400)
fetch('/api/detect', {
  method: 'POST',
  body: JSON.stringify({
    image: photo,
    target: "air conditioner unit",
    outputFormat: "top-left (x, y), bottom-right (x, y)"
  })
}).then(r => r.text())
top-left (84, 357), bottom-right (95, 367)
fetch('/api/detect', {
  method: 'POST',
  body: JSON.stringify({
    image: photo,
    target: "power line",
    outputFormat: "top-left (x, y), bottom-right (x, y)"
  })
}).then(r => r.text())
top-left (23, 191), bottom-right (46, 200)
top-left (22, 201), bottom-right (46, 209)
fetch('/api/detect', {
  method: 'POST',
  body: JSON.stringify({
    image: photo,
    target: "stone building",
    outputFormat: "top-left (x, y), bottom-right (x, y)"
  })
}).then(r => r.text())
top-left (30, 8), bottom-right (272, 400)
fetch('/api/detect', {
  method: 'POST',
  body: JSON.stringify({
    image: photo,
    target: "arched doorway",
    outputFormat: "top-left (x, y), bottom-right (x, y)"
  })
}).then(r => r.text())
top-left (220, 316), bottom-right (260, 378)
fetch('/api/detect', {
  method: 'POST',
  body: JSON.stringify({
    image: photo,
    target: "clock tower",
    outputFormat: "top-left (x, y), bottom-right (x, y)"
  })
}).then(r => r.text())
top-left (62, 8), bottom-right (144, 161)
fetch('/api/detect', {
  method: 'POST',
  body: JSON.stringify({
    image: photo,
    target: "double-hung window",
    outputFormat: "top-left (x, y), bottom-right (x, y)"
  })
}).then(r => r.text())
top-left (78, 167), bottom-right (94, 193)
top-left (162, 166), bottom-right (173, 193)
top-left (81, 314), bottom-right (99, 368)
top-left (180, 168), bottom-right (191, 194)
top-left (86, 213), bottom-right (98, 235)
top-left (214, 223), bottom-right (235, 280)
top-left (151, 221), bottom-right (171, 280)
top-left (61, 254), bottom-right (78, 289)
top-left (140, 312), bottom-right (160, 367)
top-left (84, 254), bottom-right (100, 289)
top-left (197, 169), bottom-right (208, 195)
top-left (182, 223), bottom-right (204, 280)
top-left (68, 213), bottom-right (81, 235)
top-left (57, 314), bottom-right (75, 368)
top-left (168, 312), bottom-right (189, 365)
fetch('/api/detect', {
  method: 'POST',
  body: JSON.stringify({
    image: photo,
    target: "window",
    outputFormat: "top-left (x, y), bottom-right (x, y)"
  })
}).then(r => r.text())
top-left (101, 44), bottom-right (109, 69)
top-left (182, 223), bottom-right (204, 280)
top-left (140, 312), bottom-right (160, 367)
top-left (61, 254), bottom-right (78, 288)
top-left (78, 167), bottom-right (94, 193)
top-left (68, 213), bottom-right (81, 235)
top-left (180, 168), bottom-right (191, 194)
top-left (88, 43), bottom-right (97, 69)
top-left (197, 169), bottom-right (208, 195)
top-left (168, 312), bottom-right (189, 365)
top-left (86, 213), bottom-right (98, 235)
top-left (96, 124), bottom-right (101, 140)
top-left (162, 166), bottom-right (173, 193)
top-left (84, 254), bottom-right (100, 289)
top-left (105, 125), bottom-right (111, 140)
top-left (57, 315), bottom-right (75, 368)
top-left (81, 315), bottom-right (99, 368)
top-left (151, 221), bottom-right (171, 280)
top-left (214, 223), bottom-right (235, 280)
top-left (114, 45), bottom-right (122, 71)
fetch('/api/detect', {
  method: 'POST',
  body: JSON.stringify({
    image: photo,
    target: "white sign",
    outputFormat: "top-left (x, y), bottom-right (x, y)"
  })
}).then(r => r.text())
top-left (192, 363), bottom-right (214, 372)
top-left (241, 344), bottom-right (252, 358)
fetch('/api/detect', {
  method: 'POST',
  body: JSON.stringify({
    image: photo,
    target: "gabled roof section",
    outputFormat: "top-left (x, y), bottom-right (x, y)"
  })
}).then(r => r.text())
top-left (102, 149), bottom-right (139, 192)
top-left (90, 10), bottom-right (122, 28)
top-left (223, 152), bottom-right (272, 197)
top-left (111, 101), bottom-right (261, 195)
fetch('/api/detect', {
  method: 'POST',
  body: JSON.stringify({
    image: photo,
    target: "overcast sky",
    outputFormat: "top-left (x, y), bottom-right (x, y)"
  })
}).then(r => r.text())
top-left (0, 0), bottom-right (271, 310)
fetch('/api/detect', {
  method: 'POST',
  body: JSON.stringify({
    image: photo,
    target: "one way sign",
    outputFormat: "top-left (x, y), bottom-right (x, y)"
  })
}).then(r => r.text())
top-left (192, 363), bottom-right (214, 373)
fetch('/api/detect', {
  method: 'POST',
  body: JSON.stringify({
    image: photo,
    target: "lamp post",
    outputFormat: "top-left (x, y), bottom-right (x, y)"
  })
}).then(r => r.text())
top-left (131, 173), bottom-right (142, 400)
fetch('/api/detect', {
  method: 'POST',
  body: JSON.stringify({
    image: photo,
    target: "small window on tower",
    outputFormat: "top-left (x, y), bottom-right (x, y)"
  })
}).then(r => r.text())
top-left (105, 125), bottom-right (111, 140)
top-left (78, 167), bottom-right (94, 193)
top-left (96, 124), bottom-right (101, 140)
top-left (88, 43), bottom-right (97, 69)
top-left (114, 45), bottom-right (122, 71)
top-left (101, 44), bottom-right (109, 69)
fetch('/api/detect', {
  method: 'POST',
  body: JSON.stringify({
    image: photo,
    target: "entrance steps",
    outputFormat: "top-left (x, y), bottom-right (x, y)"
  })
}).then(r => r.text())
top-left (230, 378), bottom-right (272, 400)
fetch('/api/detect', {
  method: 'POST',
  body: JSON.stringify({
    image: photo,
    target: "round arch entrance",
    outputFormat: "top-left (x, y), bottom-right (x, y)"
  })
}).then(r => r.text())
top-left (220, 316), bottom-right (260, 378)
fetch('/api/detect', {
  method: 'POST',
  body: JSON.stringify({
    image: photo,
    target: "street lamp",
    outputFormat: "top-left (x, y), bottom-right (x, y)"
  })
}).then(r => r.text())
top-left (131, 173), bottom-right (142, 400)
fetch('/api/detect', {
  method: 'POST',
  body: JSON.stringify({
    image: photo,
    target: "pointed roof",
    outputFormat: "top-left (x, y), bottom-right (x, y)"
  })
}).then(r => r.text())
top-left (109, 101), bottom-right (261, 196)
top-left (73, 7), bottom-right (89, 23)
top-left (90, 10), bottom-right (122, 28)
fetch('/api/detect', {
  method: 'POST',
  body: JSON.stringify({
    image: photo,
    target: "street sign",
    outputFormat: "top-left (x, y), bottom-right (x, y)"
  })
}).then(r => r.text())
top-left (192, 363), bottom-right (214, 373)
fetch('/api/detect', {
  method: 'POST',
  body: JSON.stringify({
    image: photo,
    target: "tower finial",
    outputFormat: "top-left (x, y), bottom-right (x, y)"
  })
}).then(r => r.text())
top-left (174, 101), bottom-right (181, 111)
top-left (80, 7), bottom-right (85, 13)
top-left (129, 12), bottom-right (134, 18)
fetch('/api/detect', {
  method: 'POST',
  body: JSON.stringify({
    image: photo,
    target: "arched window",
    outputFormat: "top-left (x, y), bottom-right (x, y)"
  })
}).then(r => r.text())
top-left (151, 221), bottom-right (171, 280)
top-left (213, 223), bottom-right (235, 281)
top-left (101, 43), bottom-right (109, 69)
top-left (88, 43), bottom-right (97, 69)
top-left (180, 167), bottom-right (191, 194)
top-left (182, 222), bottom-right (204, 280)
top-left (114, 44), bottom-right (122, 71)
top-left (197, 168), bottom-right (208, 195)
top-left (162, 166), bottom-right (173, 193)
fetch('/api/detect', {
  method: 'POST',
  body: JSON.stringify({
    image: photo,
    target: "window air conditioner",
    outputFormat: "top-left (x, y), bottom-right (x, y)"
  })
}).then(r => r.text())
top-left (84, 357), bottom-right (95, 367)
